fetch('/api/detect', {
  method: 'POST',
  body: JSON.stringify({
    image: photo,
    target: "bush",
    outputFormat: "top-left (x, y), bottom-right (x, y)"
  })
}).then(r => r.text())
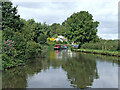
top-left (25, 41), bottom-right (41, 58)
top-left (81, 40), bottom-right (118, 51)
top-left (37, 34), bottom-right (47, 44)
top-left (57, 40), bottom-right (63, 44)
top-left (2, 39), bottom-right (17, 69)
top-left (2, 2), bottom-right (43, 70)
top-left (3, 39), bottom-right (16, 56)
top-left (2, 32), bottom-right (42, 69)
top-left (63, 41), bottom-right (67, 44)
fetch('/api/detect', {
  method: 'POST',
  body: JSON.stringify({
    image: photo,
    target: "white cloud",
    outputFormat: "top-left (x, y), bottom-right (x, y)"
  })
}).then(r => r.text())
top-left (12, 0), bottom-right (119, 40)
top-left (97, 33), bottom-right (118, 40)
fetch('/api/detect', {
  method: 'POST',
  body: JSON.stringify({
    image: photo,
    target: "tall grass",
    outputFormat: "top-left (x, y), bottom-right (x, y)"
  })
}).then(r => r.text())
top-left (81, 40), bottom-right (119, 51)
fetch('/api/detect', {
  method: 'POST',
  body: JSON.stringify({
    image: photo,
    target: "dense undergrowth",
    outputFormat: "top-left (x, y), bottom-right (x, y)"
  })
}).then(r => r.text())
top-left (81, 40), bottom-right (119, 51)
top-left (1, 2), bottom-right (46, 70)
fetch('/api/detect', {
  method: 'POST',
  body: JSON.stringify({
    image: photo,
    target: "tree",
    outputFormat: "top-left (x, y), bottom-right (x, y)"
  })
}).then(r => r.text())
top-left (62, 11), bottom-right (99, 48)
top-left (33, 22), bottom-right (50, 44)
top-left (1, 2), bottom-right (41, 69)
top-left (21, 19), bottom-right (36, 41)
top-left (50, 23), bottom-right (60, 36)
top-left (2, 2), bottom-right (23, 32)
top-left (2, 2), bottom-right (23, 40)
top-left (37, 34), bottom-right (47, 44)
top-left (49, 23), bottom-right (65, 37)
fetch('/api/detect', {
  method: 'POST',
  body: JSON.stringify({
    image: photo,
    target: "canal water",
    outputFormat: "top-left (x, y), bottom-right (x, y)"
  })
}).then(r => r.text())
top-left (2, 49), bottom-right (119, 88)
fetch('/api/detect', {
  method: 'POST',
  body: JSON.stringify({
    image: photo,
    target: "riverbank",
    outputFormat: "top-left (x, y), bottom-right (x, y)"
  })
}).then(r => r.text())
top-left (1, 45), bottom-right (49, 71)
top-left (2, 48), bottom-right (119, 88)
top-left (72, 49), bottom-right (120, 57)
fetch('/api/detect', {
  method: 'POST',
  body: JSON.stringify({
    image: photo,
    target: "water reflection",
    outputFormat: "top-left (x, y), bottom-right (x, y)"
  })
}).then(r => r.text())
top-left (2, 49), bottom-right (119, 88)
top-left (62, 53), bottom-right (99, 88)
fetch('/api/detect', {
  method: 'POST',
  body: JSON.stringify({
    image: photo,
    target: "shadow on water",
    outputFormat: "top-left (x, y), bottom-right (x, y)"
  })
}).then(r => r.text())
top-left (2, 48), bottom-right (119, 88)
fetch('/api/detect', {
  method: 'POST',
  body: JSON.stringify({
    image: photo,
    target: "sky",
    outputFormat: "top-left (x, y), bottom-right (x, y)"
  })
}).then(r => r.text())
top-left (11, 0), bottom-right (119, 40)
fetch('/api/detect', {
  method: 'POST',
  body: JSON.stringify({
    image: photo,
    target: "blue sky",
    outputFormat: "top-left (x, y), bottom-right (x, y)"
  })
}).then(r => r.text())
top-left (11, 0), bottom-right (119, 40)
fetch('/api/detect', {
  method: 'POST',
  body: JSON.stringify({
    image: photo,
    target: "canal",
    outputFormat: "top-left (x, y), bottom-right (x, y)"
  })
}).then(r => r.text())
top-left (2, 49), bottom-right (119, 88)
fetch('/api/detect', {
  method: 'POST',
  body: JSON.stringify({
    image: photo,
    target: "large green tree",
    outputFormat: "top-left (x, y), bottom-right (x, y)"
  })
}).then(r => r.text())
top-left (2, 1), bottom-right (23, 40)
top-left (2, 2), bottom-right (23, 30)
top-left (49, 23), bottom-right (60, 37)
top-left (49, 23), bottom-right (66, 37)
top-left (33, 22), bottom-right (50, 44)
top-left (1, 2), bottom-right (41, 69)
top-left (62, 11), bottom-right (99, 47)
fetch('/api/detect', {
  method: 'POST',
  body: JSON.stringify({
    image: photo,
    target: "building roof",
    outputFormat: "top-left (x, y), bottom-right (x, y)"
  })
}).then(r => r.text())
top-left (58, 35), bottom-right (65, 39)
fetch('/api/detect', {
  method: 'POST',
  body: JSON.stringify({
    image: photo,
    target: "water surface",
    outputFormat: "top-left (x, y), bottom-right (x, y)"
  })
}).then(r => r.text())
top-left (2, 49), bottom-right (119, 88)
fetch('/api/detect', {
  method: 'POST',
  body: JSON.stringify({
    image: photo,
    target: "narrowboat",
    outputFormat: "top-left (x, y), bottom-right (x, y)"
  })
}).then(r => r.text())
top-left (61, 45), bottom-right (67, 49)
top-left (72, 44), bottom-right (79, 48)
top-left (54, 44), bottom-right (67, 50)
top-left (54, 44), bottom-right (61, 50)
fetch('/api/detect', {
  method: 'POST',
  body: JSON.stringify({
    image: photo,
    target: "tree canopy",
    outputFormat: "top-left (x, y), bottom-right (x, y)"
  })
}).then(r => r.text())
top-left (62, 11), bottom-right (99, 46)
top-left (2, 2), bottom-right (41, 69)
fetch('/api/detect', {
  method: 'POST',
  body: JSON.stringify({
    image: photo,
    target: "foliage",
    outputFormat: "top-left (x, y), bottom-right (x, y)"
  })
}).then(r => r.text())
top-left (81, 40), bottom-right (119, 51)
top-left (37, 34), bottom-right (47, 44)
top-left (72, 49), bottom-right (119, 57)
top-left (62, 11), bottom-right (99, 47)
top-left (46, 38), bottom-right (55, 46)
top-left (33, 22), bottom-right (50, 44)
top-left (3, 40), bottom-right (15, 53)
top-left (2, 2), bottom-right (23, 32)
top-left (2, 39), bottom-right (18, 69)
top-left (20, 19), bottom-right (35, 41)
top-left (49, 23), bottom-right (66, 37)
top-left (25, 41), bottom-right (41, 58)
top-left (2, 2), bottom-right (41, 70)
top-left (56, 40), bottom-right (63, 44)
top-left (63, 41), bottom-right (67, 44)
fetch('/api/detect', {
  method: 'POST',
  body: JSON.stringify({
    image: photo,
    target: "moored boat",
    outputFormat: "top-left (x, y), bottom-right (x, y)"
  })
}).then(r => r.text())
top-left (54, 44), bottom-right (67, 50)
top-left (72, 44), bottom-right (79, 48)
top-left (61, 45), bottom-right (67, 49)
top-left (54, 44), bottom-right (60, 50)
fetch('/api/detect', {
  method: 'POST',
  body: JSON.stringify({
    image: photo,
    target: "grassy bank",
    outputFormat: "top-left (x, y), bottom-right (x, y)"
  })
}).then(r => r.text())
top-left (81, 40), bottom-right (118, 51)
top-left (72, 49), bottom-right (120, 57)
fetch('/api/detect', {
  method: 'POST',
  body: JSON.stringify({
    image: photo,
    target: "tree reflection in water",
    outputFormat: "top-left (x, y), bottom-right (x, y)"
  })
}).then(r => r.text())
top-left (2, 49), bottom-right (119, 88)
top-left (62, 52), bottom-right (99, 88)
top-left (46, 49), bottom-right (99, 88)
top-left (2, 58), bottom-right (44, 88)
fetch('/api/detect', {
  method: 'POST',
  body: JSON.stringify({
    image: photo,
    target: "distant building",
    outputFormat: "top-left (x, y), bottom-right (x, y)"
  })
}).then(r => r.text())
top-left (54, 35), bottom-right (68, 42)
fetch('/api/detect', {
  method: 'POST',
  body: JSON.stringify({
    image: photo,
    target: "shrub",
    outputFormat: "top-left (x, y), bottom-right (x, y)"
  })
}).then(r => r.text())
top-left (3, 39), bottom-right (16, 56)
top-left (81, 40), bottom-right (118, 51)
top-left (25, 41), bottom-right (41, 58)
top-left (2, 39), bottom-right (17, 69)
top-left (37, 34), bottom-right (47, 44)
top-left (63, 41), bottom-right (67, 44)
top-left (57, 40), bottom-right (63, 44)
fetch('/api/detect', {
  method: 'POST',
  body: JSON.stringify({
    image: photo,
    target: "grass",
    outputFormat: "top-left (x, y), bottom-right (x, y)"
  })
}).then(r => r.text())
top-left (72, 48), bottom-right (120, 57)
top-left (81, 40), bottom-right (118, 51)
